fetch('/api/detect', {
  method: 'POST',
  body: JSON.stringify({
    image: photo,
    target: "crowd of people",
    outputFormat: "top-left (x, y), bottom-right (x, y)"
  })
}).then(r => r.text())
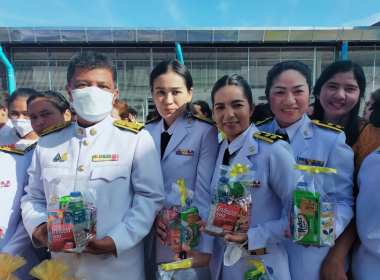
top-left (0, 51), bottom-right (380, 280)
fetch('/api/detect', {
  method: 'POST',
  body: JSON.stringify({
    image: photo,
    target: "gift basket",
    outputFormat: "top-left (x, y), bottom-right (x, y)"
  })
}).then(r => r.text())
top-left (47, 176), bottom-right (97, 253)
top-left (291, 165), bottom-right (337, 247)
top-left (206, 164), bottom-right (255, 235)
top-left (157, 258), bottom-right (197, 280)
top-left (161, 179), bottom-right (200, 252)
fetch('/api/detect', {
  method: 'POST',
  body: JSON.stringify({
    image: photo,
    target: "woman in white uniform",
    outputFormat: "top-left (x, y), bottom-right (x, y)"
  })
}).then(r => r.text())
top-left (1, 89), bottom-right (71, 279)
top-left (194, 74), bottom-right (298, 280)
top-left (144, 59), bottom-right (218, 279)
top-left (257, 61), bottom-right (355, 280)
top-left (0, 91), bottom-right (14, 139)
top-left (352, 146), bottom-right (380, 280)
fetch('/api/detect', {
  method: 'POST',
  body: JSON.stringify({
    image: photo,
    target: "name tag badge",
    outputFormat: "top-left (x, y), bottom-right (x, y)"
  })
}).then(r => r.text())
top-left (176, 149), bottom-right (194, 156)
top-left (53, 153), bottom-right (68, 162)
top-left (296, 157), bottom-right (324, 167)
top-left (0, 180), bottom-right (11, 188)
top-left (92, 154), bottom-right (119, 162)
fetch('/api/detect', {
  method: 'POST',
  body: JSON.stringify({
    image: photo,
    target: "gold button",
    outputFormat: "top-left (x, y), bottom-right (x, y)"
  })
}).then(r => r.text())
top-left (90, 128), bottom-right (97, 136)
top-left (188, 120), bottom-right (193, 124)
top-left (304, 130), bottom-right (310, 136)
top-left (222, 239), bottom-right (225, 245)
top-left (78, 165), bottom-right (85, 172)
top-left (83, 139), bottom-right (89, 146)
top-left (249, 146), bottom-right (255, 152)
top-left (77, 129), bottom-right (83, 136)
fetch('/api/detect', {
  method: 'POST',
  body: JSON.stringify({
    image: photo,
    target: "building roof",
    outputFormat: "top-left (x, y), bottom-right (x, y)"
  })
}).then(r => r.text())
top-left (0, 27), bottom-right (379, 44)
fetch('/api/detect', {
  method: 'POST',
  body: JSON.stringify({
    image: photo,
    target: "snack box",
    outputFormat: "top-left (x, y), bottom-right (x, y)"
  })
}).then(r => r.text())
top-left (47, 209), bottom-right (75, 252)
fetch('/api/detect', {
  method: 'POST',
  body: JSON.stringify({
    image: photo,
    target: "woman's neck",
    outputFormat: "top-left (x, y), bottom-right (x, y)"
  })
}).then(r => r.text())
top-left (323, 113), bottom-right (349, 126)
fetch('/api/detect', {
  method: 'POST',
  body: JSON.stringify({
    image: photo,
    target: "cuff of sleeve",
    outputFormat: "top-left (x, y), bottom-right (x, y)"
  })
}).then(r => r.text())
top-left (199, 234), bottom-right (215, 254)
top-left (106, 222), bottom-right (128, 258)
top-left (26, 217), bottom-right (48, 247)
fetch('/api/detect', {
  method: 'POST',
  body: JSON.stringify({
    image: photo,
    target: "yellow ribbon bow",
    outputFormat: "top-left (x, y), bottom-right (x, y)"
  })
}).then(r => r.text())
top-left (245, 259), bottom-right (266, 276)
top-left (162, 258), bottom-right (192, 271)
top-left (0, 253), bottom-right (26, 280)
top-left (29, 258), bottom-right (76, 280)
top-left (177, 179), bottom-right (186, 206)
top-left (229, 163), bottom-right (250, 177)
top-left (294, 165), bottom-right (337, 174)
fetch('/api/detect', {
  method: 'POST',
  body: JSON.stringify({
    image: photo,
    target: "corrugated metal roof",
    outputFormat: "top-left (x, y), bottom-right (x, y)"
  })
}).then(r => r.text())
top-left (0, 27), bottom-right (379, 44)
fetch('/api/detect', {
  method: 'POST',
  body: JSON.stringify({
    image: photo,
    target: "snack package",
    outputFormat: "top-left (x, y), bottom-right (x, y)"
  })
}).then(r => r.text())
top-left (161, 179), bottom-right (200, 250)
top-left (157, 258), bottom-right (197, 280)
top-left (206, 164), bottom-right (255, 235)
top-left (47, 176), bottom-right (97, 253)
top-left (291, 165), bottom-right (337, 247)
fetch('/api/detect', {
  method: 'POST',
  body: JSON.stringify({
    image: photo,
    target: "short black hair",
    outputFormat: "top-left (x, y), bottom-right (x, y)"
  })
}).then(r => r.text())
top-left (0, 91), bottom-right (10, 110)
top-left (193, 100), bottom-right (212, 119)
top-left (265, 60), bottom-right (312, 101)
top-left (129, 107), bottom-right (137, 116)
top-left (27, 90), bottom-right (71, 115)
top-left (67, 51), bottom-right (117, 88)
top-left (8, 88), bottom-right (38, 109)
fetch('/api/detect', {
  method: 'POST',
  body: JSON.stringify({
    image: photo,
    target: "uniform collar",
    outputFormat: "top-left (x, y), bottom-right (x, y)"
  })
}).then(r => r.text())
top-left (226, 124), bottom-right (251, 155)
top-left (274, 115), bottom-right (304, 142)
top-left (74, 114), bottom-right (114, 139)
top-left (161, 114), bottom-right (182, 135)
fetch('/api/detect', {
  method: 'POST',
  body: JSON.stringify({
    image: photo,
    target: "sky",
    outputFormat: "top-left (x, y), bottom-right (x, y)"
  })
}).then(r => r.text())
top-left (0, 0), bottom-right (380, 28)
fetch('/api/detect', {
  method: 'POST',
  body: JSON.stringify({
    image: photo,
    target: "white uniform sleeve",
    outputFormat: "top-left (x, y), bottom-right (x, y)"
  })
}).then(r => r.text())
top-left (106, 130), bottom-right (165, 256)
top-left (1, 219), bottom-right (32, 255)
top-left (325, 132), bottom-right (354, 237)
top-left (193, 125), bottom-right (218, 254)
top-left (21, 144), bottom-right (49, 248)
top-left (356, 150), bottom-right (380, 258)
top-left (248, 141), bottom-right (299, 250)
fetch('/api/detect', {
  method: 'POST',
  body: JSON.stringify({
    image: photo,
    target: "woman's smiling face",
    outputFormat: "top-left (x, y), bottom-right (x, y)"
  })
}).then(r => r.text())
top-left (269, 70), bottom-right (310, 128)
top-left (319, 71), bottom-right (360, 121)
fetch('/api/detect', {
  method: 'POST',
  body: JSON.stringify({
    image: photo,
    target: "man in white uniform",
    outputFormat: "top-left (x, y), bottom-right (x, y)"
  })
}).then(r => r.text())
top-left (21, 51), bottom-right (165, 279)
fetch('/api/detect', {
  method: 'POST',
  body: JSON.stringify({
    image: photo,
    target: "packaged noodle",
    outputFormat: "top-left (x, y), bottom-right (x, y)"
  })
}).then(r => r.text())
top-left (47, 176), bottom-right (97, 253)
top-left (157, 258), bottom-right (197, 280)
top-left (161, 179), bottom-right (200, 250)
top-left (206, 164), bottom-right (255, 235)
top-left (291, 165), bottom-right (337, 247)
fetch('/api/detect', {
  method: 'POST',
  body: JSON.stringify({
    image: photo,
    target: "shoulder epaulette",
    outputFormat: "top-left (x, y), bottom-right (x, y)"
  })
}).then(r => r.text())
top-left (254, 117), bottom-right (274, 127)
top-left (253, 132), bottom-right (284, 143)
top-left (311, 120), bottom-right (343, 132)
top-left (193, 115), bottom-right (216, 126)
top-left (113, 120), bottom-right (144, 133)
top-left (145, 117), bottom-right (159, 125)
top-left (377, 148), bottom-right (380, 153)
top-left (24, 142), bottom-right (37, 153)
top-left (0, 141), bottom-right (38, 155)
top-left (41, 121), bottom-right (71, 137)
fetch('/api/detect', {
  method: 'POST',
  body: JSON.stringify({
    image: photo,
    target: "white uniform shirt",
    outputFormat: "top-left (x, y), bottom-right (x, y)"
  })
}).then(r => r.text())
top-left (0, 119), bottom-right (14, 138)
top-left (21, 115), bottom-right (165, 279)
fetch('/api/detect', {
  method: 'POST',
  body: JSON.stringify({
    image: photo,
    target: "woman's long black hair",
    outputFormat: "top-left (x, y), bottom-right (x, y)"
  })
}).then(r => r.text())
top-left (311, 60), bottom-right (366, 146)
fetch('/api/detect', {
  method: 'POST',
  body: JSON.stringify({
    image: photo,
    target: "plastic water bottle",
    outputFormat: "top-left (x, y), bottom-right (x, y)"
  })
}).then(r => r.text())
top-left (217, 177), bottom-right (230, 205)
top-left (66, 191), bottom-right (87, 250)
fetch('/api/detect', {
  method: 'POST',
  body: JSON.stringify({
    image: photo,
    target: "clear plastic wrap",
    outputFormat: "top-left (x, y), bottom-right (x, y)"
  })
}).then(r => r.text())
top-left (47, 176), bottom-right (97, 253)
top-left (291, 165), bottom-right (337, 247)
top-left (206, 164), bottom-right (255, 235)
top-left (156, 258), bottom-right (197, 280)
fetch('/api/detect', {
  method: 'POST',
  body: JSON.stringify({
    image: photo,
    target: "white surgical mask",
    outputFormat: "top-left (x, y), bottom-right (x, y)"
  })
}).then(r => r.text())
top-left (71, 86), bottom-right (114, 122)
top-left (11, 119), bottom-right (34, 137)
top-left (223, 241), bottom-right (249, 266)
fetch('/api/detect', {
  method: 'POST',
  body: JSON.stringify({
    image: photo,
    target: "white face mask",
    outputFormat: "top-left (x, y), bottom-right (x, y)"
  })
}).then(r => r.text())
top-left (223, 241), bottom-right (249, 266)
top-left (71, 86), bottom-right (114, 123)
top-left (11, 119), bottom-right (34, 137)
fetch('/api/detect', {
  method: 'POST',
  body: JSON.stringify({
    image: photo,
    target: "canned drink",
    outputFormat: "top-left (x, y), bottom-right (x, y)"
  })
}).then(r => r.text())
top-left (170, 219), bottom-right (182, 252)
top-left (162, 208), bottom-right (178, 246)
top-left (320, 202), bottom-right (335, 246)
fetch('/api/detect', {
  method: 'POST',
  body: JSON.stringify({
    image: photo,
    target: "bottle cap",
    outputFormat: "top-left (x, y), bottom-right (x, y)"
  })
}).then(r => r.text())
top-left (219, 177), bottom-right (229, 184)
top-left (70, 191), bottom-right (82, 197)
